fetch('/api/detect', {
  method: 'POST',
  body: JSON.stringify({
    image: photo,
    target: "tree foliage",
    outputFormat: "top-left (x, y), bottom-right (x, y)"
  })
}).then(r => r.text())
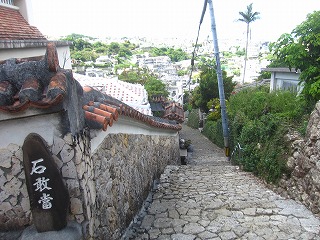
top-left (150, 47), bottom-right (190, 62)
top-left (71, 50), bottom-right (98, 62)
top-left (60, 34), bottom-right (138, 64)
top-left (118, 68), bottom-right (169, 99)
top-left (237, 3), bottom-right (260, 24)
top-left (190, 59), bottom-right (236, 112)
top-left (62, 33), bottom-right (94, 41)
top-left (118, 67), bottom-right (153, 85)
top-left (270, 11), bottom-right (320, 105)
top-left (62, 34), bottom-right (93, 52)
top-left (144, 78), bottom-right (169, 99)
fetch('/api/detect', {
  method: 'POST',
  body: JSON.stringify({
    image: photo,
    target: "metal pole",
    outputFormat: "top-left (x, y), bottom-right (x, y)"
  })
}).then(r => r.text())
top-left (207, 0), bottom-right (230, 158)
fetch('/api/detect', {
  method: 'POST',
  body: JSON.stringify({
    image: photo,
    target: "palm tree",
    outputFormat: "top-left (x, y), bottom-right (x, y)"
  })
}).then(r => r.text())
top-left (238, 3), bottom-right (260, 84)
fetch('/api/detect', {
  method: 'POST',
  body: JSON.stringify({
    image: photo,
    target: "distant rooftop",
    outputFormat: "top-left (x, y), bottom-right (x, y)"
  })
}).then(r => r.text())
top-left (74, 73), bottom-right (152, 116)
top-left (0, 0), bottom-right (14, 6)
top-left (261, 67), bottom-right (301, 73)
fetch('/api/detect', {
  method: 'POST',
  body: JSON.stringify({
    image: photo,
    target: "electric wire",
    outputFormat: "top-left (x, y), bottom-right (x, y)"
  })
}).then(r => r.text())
top-left (187, 0), bottom-right (208, 91)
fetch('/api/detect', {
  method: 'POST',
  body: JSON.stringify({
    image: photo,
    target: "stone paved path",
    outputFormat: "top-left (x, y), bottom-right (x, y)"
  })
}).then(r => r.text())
top-left (122, 124), bottom-right (320, 240)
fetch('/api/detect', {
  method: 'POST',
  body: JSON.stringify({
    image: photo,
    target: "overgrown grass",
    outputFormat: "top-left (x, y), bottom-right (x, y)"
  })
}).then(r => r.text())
top-left (187, 109), bottom-right (200, 129)
top-left (204, 86), bottom-right (311, 184)
top-left (202, 119), bottom-right (224, 148)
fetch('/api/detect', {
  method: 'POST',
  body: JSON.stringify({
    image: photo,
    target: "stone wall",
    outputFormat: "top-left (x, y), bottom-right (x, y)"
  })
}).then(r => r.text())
top-left (0, 131), bottom-right (91, 231)
top-left (0, 128), bottom-right (179, 239)
top-left (91, 133), bottom-right (180, 239)
top-left (0, 143), bottom-right (30, 230)
top-left (51, 131), bottom-right (94, 234)
top-left (271, 101), bottom-right (320, 216)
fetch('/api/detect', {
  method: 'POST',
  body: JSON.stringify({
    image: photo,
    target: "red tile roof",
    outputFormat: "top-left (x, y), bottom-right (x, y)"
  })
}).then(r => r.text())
top-left (0, 43), bottom-right (182, 132)
top-left (75, 73), bottom-right (152, 116)
top-left (0, 43), bottom-right (65, 112)
top-left (163, 102), bottom-right (185, 123)
top-left (82, 86), bottom-right (181, 131)
top-left (0, 6), bottom-right (46, 40)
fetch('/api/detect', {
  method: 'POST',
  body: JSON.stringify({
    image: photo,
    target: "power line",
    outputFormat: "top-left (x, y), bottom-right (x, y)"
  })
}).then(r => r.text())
top-left (187, 0), bottom-right (208, 91)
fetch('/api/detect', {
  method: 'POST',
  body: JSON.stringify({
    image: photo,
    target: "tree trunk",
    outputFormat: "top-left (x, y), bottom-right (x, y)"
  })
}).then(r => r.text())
top-left (242, 23), bottom-right (250, 84)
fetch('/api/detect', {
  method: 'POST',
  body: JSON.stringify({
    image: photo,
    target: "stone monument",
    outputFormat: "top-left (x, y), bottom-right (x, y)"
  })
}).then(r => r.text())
top-left (22, 133), bottom-right (69, 232)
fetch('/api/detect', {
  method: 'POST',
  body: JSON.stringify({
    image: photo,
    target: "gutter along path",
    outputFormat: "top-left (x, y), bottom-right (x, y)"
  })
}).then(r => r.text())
top-left (123, 124), bottom-right (320, 240)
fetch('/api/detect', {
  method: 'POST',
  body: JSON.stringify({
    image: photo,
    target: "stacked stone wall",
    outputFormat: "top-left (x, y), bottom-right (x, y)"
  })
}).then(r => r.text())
top-left (0, 144), bottom-right (30, 230)
top-left (0, 131), bottom-right (91, 231)
top-left (91, 133), bottom-right (180, 239)
top-left (271, 101), bottom-right (320, 216)
top-left (0, 130), bottom-right (179, 239)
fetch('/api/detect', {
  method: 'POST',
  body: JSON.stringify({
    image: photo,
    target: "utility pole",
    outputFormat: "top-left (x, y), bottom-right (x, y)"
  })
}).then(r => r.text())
top-left (207, 0), bottom-right (230, 158)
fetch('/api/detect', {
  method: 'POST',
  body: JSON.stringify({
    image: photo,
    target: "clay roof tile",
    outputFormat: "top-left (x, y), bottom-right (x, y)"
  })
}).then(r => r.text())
top-left (0, 44), bottom-right (66, 113)
top-left (0, 6), bottom-right (46, 40)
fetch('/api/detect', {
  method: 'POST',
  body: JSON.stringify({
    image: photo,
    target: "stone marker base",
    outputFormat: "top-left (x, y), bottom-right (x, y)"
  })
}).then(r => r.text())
top-left (20, 221), bottom-right (82, 240)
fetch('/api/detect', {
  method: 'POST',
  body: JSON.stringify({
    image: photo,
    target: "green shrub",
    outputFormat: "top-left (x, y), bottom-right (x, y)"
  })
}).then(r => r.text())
top-left (187, 109), bottom-right (200, 129)
top-left (228, 87), bottom-right (309, 184)
top-left (206, 98), bottom-right (221, 121)
top-left (203, 119), bottom-right (224, 148)
top-left (228, 87), bottom-right (308, 122)
top-left (236, 114), bottom-right (288, 181)
top-left (297, 119), bottom-right (309, 136)
top-left (183, 103), bottom-right (192, 112)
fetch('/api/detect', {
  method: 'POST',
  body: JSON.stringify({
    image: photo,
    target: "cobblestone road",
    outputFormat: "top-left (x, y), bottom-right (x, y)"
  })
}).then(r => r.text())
top-left (122, 124), bottom-right (320, 240)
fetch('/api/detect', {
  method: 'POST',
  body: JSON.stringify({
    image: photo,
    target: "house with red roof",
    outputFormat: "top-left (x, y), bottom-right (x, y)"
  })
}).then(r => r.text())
top-left (0, 0), bottom-right (72, 69)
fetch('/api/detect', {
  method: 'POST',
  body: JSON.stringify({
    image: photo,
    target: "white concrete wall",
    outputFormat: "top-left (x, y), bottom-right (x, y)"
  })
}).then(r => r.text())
top-left (0, 47), bottom-right (46, 60)
top-left (0, 112), bottom-right (61, 149)
top-left (90, 116), bottom-right (179, 153)
top-left (14, 0), bottom-right (32, 24)
top-left (0, 45), bottom-right (72, 69)
top-left (57, 45), bottom-right (72, 69)
top-left (270, 71), bottom-right (301, 92)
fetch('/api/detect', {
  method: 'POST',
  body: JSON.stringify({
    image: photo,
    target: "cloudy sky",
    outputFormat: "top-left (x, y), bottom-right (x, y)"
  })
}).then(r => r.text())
top-left (31, 0), bottom-right (319, 41)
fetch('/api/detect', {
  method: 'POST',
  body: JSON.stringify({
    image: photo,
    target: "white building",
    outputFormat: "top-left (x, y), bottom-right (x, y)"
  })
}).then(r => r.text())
top-left (262, 67), bottom-right (303, 93)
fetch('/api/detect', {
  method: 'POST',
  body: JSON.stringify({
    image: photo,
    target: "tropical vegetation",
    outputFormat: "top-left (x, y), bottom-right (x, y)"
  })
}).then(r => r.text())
top-left (238, 3), bottom-right (260, 84)
top-left (227, 87), bottom-right (308, 183)
top-left (270, 10), bottom-right (320, 109)
top-left (194, 10), bottom-right (320, 184)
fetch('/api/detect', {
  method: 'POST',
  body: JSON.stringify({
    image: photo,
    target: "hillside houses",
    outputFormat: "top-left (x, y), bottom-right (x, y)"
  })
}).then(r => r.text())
top-left (72, 36), bottom-right (273, 106)
top-left (79, 49), bottom-right (197, 105)
top-left (133, 53), bottom-right (191, 104)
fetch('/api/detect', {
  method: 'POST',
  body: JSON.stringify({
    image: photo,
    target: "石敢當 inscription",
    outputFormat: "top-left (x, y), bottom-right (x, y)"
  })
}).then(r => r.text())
top-left (22, 133), bottom-right (69, 232)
